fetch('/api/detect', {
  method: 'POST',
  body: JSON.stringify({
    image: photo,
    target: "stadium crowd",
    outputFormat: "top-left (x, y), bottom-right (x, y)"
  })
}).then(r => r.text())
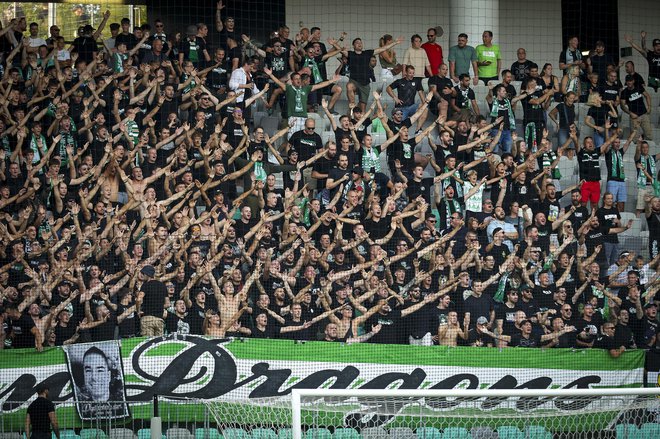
top-left (1, 2), bottom-right (660, 356)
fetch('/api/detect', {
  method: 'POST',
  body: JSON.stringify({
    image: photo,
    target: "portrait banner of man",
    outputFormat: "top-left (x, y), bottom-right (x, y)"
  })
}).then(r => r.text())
top-left (63, 341), bottom-right (129, 421)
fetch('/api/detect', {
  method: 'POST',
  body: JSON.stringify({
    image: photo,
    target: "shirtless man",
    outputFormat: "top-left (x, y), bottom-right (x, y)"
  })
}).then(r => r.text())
top-left (438, 311), bottom-right (469, 346)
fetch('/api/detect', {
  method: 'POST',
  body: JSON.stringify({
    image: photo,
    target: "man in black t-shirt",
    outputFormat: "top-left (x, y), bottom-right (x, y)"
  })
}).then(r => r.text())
top-left (428, 63), bottom-right (454, 117)
top-left (138, 265), bottom-right (167, 336)
top-left (115, 18), bottom-right (138, 51)
top-left (624, 34), bottom-right (660, 91)
top-left (26, 383), bottom-right (59, 439)
top-left (620, 76), bottom-right (653, 141)
top-left (386, 65), bottom-right (427, 125)
top-left (510, 48), bottom-right (535, 81)
top-left (344, 36), bottom-right (403, 112)
top-left (71, 25), bottom-right (98, 64)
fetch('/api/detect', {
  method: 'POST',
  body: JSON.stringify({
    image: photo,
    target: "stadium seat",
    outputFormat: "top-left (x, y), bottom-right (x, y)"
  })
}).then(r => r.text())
top-left (0, 433), bottom-right (21, 439)
top-left (469, 428), bottom-right (496, 439)
top-left (222, 429), bottom-right (251, 439)
top-left (639, 422), bottom-right (660, 438)
top-left (81, 429), bottom-right (108, 439)
top-left (388, 428), bottom-right (416, 439)
top-left (277, 429), bottom-right (292, 439)
top-left (414, 427), bottom-right (441, 439)
top-left (525, 426), bottom-right (552, 439)
top-left (138, 430), bottom-right (166, 439)
top-left (250, 429), bottom-right (277, 439)
top-left (495, 427), bottom-right (524, 439)
top-left (360, 427), bottom-right (389, 439)
top-left (108, 429), bottom-right (137, 439)
top-left (332, 428), bottom-right (360, 439)
top-left (166, 429), bottom-right (193, 439)
top-left (303, 428), bottom-right (332, 439)
top-left (615, 423), bottom-right (642, 439)
top-left (260, 116), bottom-right (282, 136)
top-left (194, 429), bottom-right (222, 439)
top-left (55, 431), bottom-right (80, 439)
top-left (440, 428), bottom-right (470, 439)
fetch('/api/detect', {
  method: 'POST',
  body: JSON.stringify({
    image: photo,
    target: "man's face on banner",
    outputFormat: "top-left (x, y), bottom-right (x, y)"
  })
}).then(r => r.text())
top-left (84, 351), bottom-right (111, 401)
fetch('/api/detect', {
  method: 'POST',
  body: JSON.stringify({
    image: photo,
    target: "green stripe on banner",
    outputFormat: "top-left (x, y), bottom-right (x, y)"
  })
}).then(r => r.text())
top-left (0, 338), bottom-right (646, 371)
top-left (223, 340), bottom-right (645, 371)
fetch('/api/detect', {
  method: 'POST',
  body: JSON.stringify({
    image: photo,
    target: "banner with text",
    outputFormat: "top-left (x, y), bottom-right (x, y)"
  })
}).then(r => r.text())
top-left (0, 336), bottom-right (646, 422)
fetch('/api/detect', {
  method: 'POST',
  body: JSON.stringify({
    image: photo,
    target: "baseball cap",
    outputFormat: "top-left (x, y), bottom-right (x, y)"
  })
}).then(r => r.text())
top-left (491, 227), bottom-right (503, 237)
top-left (83, 24), bottom-right (95, 33)
top-left (476, 316), bottom-right (488, 325)
top-left (141, 265), bottom-right (156, 278)
top-left (653, 39), bottom-right (660, 46)
top-left (352, 166), bottom-right (364, 175)
top-left (644, 302), bottom-right (657, 309)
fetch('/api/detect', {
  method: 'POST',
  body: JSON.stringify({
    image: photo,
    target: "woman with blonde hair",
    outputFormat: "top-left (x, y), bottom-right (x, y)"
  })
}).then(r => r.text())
top-left (585, 91), bottom-right (617, 147)
top-left (378, 34), bottom-right (399, 87)
top-left (560, 64), bottom-right (581, 97)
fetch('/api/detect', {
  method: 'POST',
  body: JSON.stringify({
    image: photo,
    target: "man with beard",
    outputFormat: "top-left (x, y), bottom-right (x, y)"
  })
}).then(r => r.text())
top-left (486, 206), bottom-right (519, 251)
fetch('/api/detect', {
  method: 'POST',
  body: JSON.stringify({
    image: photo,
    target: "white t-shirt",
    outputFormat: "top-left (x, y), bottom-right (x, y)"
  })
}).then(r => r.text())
top-left (464, 181), bottom-right (483, 212)
top-left (57, 49), bottom-right (71, 62)
top-left (28, 37), bottom-right (47, 48)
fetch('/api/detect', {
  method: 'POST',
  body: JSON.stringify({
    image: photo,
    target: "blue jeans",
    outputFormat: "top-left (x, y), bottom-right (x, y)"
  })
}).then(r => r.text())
top-left (593, 130), bottom-right (605, 148)
top-left (603, 242), bottom-right (620, 268)
top-left (491, 128), bottom-right (513, 154)
top-left (558, 128), bottom-right (569, 146)
top-left (606, 180), bottom-right (627, 203)
top-left (400, 103), bottom-right (419, 120)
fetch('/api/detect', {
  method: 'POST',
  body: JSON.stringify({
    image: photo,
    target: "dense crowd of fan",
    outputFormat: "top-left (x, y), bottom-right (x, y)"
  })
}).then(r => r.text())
top-left (0, 2), bottom-right (660, 355)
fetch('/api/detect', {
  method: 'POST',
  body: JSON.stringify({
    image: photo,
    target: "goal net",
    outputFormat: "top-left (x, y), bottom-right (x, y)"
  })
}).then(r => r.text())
top-left (290, 389), bottom-right (660, 439)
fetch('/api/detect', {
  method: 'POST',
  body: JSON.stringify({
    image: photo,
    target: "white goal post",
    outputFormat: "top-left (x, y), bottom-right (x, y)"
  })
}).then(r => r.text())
top-left (291, 388), bottom-right (660, 439)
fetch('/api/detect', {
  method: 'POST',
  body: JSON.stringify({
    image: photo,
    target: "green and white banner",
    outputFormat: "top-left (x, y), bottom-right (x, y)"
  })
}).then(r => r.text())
top-left (0, 335), bottom-right (647, 427)
top-left (0, 335), bottom-right (645, 404)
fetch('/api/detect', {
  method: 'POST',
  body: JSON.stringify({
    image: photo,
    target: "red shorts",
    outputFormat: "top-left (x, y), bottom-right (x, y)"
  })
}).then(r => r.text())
top-left (581, 181), bottom-right (601, 204)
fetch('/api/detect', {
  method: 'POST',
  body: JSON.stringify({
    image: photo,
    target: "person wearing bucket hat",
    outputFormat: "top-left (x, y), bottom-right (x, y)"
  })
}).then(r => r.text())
top-left (179, 23), bottom-right (210, 68)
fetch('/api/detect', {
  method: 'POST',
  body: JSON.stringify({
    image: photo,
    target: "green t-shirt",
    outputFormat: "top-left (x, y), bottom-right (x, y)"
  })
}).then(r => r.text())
top-left (448, 45), bottom-right (477, 76)
top-left (475, 44), bottom-right (501, 78)
top-left (286, 84), bottom-right (313, 118)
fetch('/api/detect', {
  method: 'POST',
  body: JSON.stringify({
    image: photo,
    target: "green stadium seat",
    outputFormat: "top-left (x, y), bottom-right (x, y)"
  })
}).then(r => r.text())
top-left (360, 427), bottom-right (389, 439)
top-left (138, 429), bottom-right (166, 439)
top-left (81, 429), bottom-right (108, 439)
top-left (166, 429), bottom-right (193, 439)
top-left (615, 424), bottom-right (642, 439)
top-left (441, 428), bottom-right (470, 439)
top-left (415, 428), bottom-right (441, 439)
top-left (332, 428), bottom-right (360, 439)
top-left (495, 427), bottom-right (524, 439)
top-left (277, 429), bottom-right (292, 439)
top-left (304, 429), bottom-right (332, 439)
top-left (194, 429), bottom-right (222, 439)
top-left (222, 430), bottom-right (250, 439)
top-left (250, 429), bottom-right (277, 439)
top-left (640, 423), bottom-right (660, 438)
top-left (54, 431), bottom-right (80, 439)
top-left (525, 426), bottom-right (552, 439)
